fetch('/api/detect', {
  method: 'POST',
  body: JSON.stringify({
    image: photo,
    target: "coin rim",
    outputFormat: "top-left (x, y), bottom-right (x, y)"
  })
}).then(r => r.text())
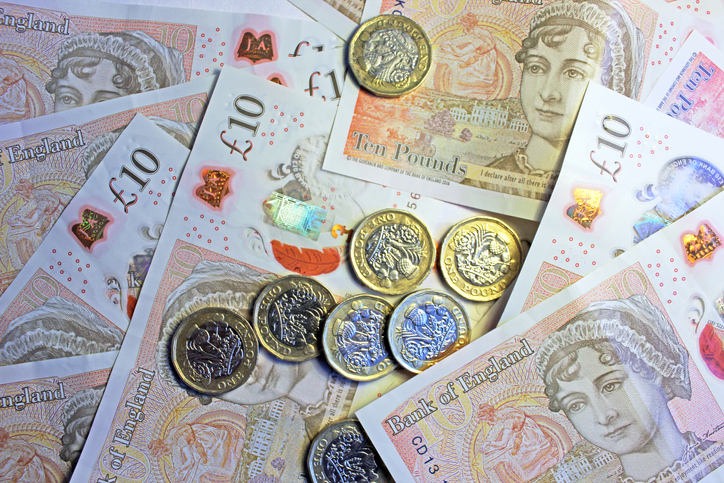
top-left (440, 216), bottom-right (523, 302)
top-left (322, 293), bottom-right (397, 382)
top-left (253, 274), bottom-right (336, 362)
top-left (350, 208), bottom-right (436, 295)
top-left (348, 14), bottom-right (432, 98)
top-left (307, 419), bottom-right (387, 483)
top-left (387, 289), bottom-right (470, 373)
top-left (171, 307), bottom-right (258, 395)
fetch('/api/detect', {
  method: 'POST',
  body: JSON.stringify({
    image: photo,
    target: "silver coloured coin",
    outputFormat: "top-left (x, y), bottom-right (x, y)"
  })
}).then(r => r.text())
top-left (307, 419), bottom-right (390, 483)
top-left (387, 289), bottom-right (470, 373)
top-left (253, 275), bottom-right (336, 362)
top-left (322, 294), bottom-right (397, 381)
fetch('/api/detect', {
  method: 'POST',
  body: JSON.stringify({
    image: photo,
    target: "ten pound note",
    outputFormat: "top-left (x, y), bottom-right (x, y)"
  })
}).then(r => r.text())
top-left (0, 0), bottom-right (342, 124)
top-left (358, 186), bottom-right (724, 483)
top-left (323, 0), bottom-right (724, 220)
top-left (69, 65), bottom-right (537, 483)
top-left (644, 30), bottom-right (724, 138)
top-left (499, 81), bottom-right (724, 323)
top-left (0, 114), bottom-right (190, 367)
top-left (0, 352), bottom-right (116, 482)
top-left (0, 76), bottom-right (214, 296)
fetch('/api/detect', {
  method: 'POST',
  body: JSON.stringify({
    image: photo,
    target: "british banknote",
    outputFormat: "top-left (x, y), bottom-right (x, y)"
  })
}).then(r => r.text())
top-left (664, 0), bottom-right (724, 21)
top-left (287, 0), bottom-right (365, 38)
top-left (0, 351), bottom-right (116, 481)
top-left (0, 114), bottom-right (190, 366)
top-left (323, 0), bottom-right (724, 220)
top-left (69, 66), bottom-right (538, 483)
top-left (242, 47), bottom-right (347, 106)
top-left (499, 81), bottom-right (724, 323)
top-left (358, 187), bottom-right (724, 483)
top-left (645, 30), bottom-right (724, 137)
top-left (0, 76), bottom-right (213, 296)
top-left (0, 0), bottom-right (342, 124)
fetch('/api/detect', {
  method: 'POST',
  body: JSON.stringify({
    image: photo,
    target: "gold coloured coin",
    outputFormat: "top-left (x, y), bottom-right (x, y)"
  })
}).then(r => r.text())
top-left (348, 14), bottom-right (432, 97)
top-left (322, 294), bottom-right (396, 381)
top-left (307, 419), bottom-right (390, 483)
top-left (388, 289), bottom-right (470, 373)
top-left (351, 208), bottom-right (435, 295)
top-left (171, 308), bottom-right (257, 395)
top-left (440, 216), bottom-right (522, 302)
top-left (253, 275), bottom-right (336, 362)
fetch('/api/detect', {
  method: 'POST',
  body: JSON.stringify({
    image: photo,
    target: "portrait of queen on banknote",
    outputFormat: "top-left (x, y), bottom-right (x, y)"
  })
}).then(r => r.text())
top-left (44, 30), bottom-right (186, 112)
top-left (535, 295), bottom-right (724, 482)
top-left (464, 0), bottom-right (644, 179)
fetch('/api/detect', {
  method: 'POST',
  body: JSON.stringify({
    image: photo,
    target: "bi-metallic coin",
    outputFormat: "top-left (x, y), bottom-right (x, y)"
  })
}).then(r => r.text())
top-left (307, 419), bottom-right (390, 483)
top-left (171, 308), bottom-right (257, 395)
top-left (440, 216), bottom-right (522, 302)
top-left (351, 208), bottom-right (435, 295)
top-left (388, 289), bottom-right (470, 373)
top-left (322, 294), bottom-right (397, 381)
top-left (253, 275), bottom-right (336, 362)
top-left (348, 14), bottom-right (432, 97)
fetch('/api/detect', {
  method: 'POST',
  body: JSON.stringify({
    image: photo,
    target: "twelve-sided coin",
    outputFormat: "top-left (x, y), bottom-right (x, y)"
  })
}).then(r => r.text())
top-left (171, 308), bottom-right (257, 395)
top-left (351, 208), bottom-right (435, 295)
top-left (387, 289), bottom-right (470, 373)
top-left (348, 14), bottom-right (432, 97)
top-left (322, 294), bottom-right (396, 381)
top-left (307, 419), bottom-right (390, 483)
top-left (440, 216), bottom-right (522, 302)
top-left (253, 275), bottom-right (336, 361)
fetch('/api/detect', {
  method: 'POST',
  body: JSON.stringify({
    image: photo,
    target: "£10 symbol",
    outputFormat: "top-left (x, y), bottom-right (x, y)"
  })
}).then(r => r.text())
top-left (109, 149), bottom-right (160, 214)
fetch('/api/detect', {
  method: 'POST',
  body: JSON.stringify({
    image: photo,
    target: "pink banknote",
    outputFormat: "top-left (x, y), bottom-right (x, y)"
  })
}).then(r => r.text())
top-left (0, 352), bottom-right (115, 482)
top-left (0, 77), bottom-right (212, 296)
top-left (70, 65), bottom-right (538, 483)
top-left (0, 0), bottom-right (342, 123)
top-left (0, 115), bottom-right (190, 366)
top-left (359, 187), bottom-right (724, 483)
top-left (499, 82), bottom-right (724, 323)
top-left (645, 30), bottom-right (724, 137)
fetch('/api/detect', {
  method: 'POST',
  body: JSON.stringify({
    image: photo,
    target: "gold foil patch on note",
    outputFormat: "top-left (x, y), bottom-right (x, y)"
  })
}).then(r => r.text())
top-left (684, 224), bottom-right (722, 264)
top-left (195, 169), bottom-right (231, 208)
top-left (566, 188), bottom-right (603, 228)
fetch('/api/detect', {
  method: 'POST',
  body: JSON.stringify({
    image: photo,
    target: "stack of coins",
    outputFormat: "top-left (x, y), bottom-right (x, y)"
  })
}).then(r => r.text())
top-left (169, 209), bottom-right (522, 396)
top-left (167, 209), bottom-right (521, 483)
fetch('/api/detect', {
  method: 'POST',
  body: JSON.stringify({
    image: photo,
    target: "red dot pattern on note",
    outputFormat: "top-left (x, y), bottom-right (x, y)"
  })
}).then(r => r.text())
top-left (47, 248), bottom-right (90, 287)
top-left (650, 21), bottom-right (679, 66)
top-left (646, 253), bottom-right (683, 303)
top-left (630, 127), bottom-right (669, 168)
top-left (195, 31), bottom-right (226, 74)
top-left (259, 106), bottom-right (306, 146)
top-left (549, 236), bottom-right (597, 269)
top-left (185, 213), bottom-right (229, 251)
top-left (675, 0), bottom-right (710, 15)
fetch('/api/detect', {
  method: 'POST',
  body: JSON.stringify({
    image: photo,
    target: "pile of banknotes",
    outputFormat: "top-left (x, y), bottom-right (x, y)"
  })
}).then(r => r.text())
top-left (1, 0), bottom-right (724, 481)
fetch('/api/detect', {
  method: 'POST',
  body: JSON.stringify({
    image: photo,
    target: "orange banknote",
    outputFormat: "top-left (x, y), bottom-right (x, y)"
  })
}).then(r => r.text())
top-left (324, 0), bottom-right (724, 220)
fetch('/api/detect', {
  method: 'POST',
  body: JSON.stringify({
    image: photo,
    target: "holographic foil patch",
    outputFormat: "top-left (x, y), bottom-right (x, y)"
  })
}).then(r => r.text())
top-left (263, 191), bottom-right (326, 241)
